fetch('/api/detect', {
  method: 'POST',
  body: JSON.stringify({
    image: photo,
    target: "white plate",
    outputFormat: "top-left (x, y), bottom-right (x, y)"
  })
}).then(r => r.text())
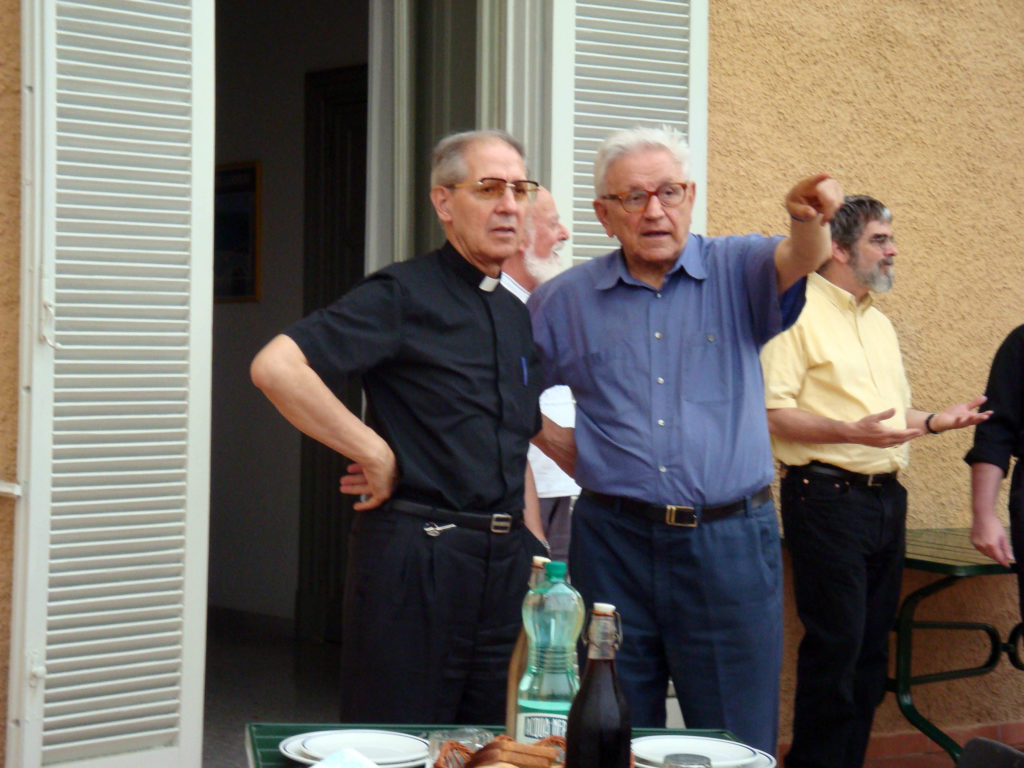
top-left (635, 748), bottom-right (776, 768)
top-left (279, 732), bottom-right (322, 765)
top-left (279, 731), bottom-right (429, 767)
top-left (631, 735), bottom-right (759, 768)
top-left (300, 730), bottom-right (429, 764)
top-left (745, 749), bottom-right (776, 768)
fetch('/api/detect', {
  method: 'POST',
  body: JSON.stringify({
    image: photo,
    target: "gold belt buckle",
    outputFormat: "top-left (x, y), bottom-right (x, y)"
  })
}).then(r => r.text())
top-left (665, 505), bottom-right (697, 527)
top-left (490, 513), bottom-right (513, 534)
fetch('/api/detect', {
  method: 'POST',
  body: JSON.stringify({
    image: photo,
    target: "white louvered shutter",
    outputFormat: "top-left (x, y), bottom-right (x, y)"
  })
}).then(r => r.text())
top-left (569, 0), bottom-right (703, 263)
top-left (10, 1), bottom-right (213, 766)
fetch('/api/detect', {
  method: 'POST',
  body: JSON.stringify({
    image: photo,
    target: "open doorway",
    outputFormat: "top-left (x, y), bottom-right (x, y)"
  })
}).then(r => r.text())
top-left (206, 2), bottom-right (369, 764)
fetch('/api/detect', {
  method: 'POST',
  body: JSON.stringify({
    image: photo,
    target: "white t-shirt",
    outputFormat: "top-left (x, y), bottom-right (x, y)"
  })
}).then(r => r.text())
top-left (501, 272), bottom-right (581, 498)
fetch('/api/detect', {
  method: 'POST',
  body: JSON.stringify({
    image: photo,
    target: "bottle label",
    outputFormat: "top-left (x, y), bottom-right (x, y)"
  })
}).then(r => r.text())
top-left (515, 711), bottom-right (569, 743)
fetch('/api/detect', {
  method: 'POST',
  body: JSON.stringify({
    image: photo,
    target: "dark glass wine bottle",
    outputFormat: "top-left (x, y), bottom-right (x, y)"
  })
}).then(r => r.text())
top-left (564, 602), bottom-right (631, 768)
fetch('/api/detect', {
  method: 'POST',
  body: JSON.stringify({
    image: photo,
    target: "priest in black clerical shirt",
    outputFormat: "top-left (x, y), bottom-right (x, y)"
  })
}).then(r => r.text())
top-left (251, 129), bottom-right (548, 724)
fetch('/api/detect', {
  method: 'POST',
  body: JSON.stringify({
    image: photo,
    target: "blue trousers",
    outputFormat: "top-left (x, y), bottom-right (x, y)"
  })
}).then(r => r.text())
top-left (570, 491), bottom-right (783, 755)
top-left (780, 471), bottom-right (906, 768)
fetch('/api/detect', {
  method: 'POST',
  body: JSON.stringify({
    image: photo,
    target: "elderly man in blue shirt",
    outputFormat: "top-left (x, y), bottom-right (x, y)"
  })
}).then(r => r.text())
top-left (528, 125), bottom-right (843, 754)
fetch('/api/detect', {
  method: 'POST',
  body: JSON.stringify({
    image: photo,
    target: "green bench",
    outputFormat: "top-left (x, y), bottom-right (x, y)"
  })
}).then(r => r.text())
top-left (887, 527), bottom-right (1022, 763)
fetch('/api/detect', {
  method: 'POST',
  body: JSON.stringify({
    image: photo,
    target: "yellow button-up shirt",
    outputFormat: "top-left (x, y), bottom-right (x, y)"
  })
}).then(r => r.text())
top-left (760, 272), bottom-right (911, 474)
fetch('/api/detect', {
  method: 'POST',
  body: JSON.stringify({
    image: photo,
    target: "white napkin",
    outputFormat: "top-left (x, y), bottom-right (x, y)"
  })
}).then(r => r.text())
top-left (312, 747), bottom-right (379, 768)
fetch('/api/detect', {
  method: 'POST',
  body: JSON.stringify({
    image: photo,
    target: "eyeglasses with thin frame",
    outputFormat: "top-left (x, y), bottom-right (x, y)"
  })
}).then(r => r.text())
top-left (601, 181), bottom-right (690, 213)
top-left (866, 233), bottom-right (896, 249)
top-left (450, 177), bottom-right (540, 203)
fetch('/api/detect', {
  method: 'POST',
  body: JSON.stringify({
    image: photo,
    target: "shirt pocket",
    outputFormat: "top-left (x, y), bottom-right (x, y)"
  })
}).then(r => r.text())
top-left (679, 329), bottom-right (729, 403)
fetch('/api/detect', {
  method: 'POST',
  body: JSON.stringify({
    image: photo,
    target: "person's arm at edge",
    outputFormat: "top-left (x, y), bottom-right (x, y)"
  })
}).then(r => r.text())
top-left (251, 333), bottom-right (397, 510)
top-left (523, 462), bottom-right (546, 545)
top-left (774, 174), bottom-right (845, 293)
top-left (532, 415), bottom-right (576, 479)
top-left (970, 461), bottom-right (1013, 567)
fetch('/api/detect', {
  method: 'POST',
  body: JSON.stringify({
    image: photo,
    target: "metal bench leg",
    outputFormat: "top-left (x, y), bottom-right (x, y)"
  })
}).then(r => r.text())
top-left (890, 575), bottom-right (964, 764)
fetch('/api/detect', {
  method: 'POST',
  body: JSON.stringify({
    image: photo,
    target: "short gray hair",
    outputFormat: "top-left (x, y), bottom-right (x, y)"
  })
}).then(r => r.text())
top-left (430, 129), bottom-right (527, 188)
top-left (594, 125), bottom-right (691, 197)
top-left (831, 195), bottom-right (892, 251)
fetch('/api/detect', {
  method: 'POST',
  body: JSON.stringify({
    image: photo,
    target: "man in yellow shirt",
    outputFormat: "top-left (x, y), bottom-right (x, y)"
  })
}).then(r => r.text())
top-left (760, 195), bottom-right (990, 768)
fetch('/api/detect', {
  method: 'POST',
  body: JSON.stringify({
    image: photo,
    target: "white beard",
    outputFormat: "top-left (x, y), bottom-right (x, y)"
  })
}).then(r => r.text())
top-left (524, 247), bottom-right (566, 285)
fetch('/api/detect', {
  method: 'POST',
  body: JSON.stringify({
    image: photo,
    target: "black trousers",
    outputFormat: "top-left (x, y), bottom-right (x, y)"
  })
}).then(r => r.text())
top-left (781, 470), bottom-right (907, 768)
top-left (338, 506), bottom-right (545, 725)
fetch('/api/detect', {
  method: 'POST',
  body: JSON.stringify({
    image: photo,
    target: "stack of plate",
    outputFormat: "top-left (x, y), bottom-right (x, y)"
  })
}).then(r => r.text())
top-left (631, 735), bottom-right (777, 768)
top-left (279, 729), bottom-right (430, 767)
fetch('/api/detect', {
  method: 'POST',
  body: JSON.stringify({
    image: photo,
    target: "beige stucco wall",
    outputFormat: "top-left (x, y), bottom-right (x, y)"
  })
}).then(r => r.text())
top-left (0, 0), bottom-right (18, 757)
top-left (709, 0), bottom-right (1024, 742)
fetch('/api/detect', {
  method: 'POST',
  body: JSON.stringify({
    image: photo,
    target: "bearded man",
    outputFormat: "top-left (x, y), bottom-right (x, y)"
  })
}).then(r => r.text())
top-left (760, 195), bottom-right (990, 768)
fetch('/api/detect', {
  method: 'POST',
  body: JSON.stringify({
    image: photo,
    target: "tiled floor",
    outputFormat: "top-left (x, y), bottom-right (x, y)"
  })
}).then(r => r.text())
top-left (203, 608), bottom-right (341, 768)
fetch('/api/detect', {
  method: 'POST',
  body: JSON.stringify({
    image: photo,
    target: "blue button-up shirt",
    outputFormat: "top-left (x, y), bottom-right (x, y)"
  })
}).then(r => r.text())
top-left (528, 232), bottom-right (805, 506)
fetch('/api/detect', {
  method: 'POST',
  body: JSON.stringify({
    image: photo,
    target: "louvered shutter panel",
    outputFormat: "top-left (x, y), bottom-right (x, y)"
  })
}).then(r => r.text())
top-left (12, 0), bottom-right (212, 766)
top-left (571, 1), bottom-right (692, 262)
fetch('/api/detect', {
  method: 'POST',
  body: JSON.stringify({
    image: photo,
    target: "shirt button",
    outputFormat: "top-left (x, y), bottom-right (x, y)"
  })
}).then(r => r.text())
top-left (654, 332), bottom-right (663, 339)
top-left (706, 333), bottom-right (715, 342)
top-left (657, 419), bottom-right (665, 426)
top-left (658, 465), bottom-right (667, 473)
top-left (656, 292), bottom-right (662, 299)
top-left (657, 377), bottom-right (665, 384)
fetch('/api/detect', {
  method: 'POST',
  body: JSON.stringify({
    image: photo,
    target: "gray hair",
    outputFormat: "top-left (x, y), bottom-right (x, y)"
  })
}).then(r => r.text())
top-left (831, 195), bottom-right (892, 251)
top-left (430, 129), bottom-right (527, 188)
top-left (593, 125), bottom-right (691, 197)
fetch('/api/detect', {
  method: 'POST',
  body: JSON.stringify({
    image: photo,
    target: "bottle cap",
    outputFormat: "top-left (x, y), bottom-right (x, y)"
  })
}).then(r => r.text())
top-left (593, 602), bottom-right (616, 615)
top-left (544, 560), bottom-right (568, 580)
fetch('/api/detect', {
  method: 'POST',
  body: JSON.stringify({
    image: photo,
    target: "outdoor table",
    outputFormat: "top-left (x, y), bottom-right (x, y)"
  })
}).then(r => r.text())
top-left (246, 722), bottom-right (736, 768)
top-left (887, 527), bottom-right (1023, 763)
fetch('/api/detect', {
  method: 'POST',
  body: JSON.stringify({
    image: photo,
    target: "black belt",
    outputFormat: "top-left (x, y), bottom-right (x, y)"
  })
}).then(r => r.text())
top-left (387, 499), bottom-right (523, 534)
top-left (785, 461), bottom-right (898, 487)
top-left (581, 486), bottom-right (772, 527)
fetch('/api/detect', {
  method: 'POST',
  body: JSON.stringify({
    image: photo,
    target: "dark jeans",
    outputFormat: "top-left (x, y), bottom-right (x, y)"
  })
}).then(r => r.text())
top-left (339, 506), bottom-right (546, 724)
top-left (570, 490), bottom-right (783, 755)
top-left (781, 470), bottom-right (907, 768)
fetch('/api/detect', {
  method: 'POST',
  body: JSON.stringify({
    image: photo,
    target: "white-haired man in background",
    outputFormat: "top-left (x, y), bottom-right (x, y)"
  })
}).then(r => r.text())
top-left (500, 187), bottom-right (579, 561)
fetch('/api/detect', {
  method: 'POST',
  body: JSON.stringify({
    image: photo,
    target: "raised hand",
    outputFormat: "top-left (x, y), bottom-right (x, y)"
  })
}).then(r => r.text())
top-left (785, 173), bottom-right (845, 225)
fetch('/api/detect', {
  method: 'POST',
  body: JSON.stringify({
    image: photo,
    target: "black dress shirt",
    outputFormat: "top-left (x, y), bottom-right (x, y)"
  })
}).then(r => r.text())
top-left (966, 324), bottom-right (1024, 478)
top-left (286, 241), bottom-right (542, 512)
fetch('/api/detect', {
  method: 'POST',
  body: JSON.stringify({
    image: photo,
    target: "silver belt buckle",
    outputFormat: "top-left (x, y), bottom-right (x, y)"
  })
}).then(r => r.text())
top-left (490, 513), bottom-right (513, 534)
top-left (665, 505), bottom-right (697, 527)
top-left (866, 473), bottom-right (884, 487)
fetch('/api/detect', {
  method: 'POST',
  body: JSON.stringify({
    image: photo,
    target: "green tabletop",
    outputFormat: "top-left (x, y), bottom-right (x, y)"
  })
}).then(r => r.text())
top-left (903, 527), bottom-right (1014, 576)
top-left (247, 722), bottom-right (736, 768)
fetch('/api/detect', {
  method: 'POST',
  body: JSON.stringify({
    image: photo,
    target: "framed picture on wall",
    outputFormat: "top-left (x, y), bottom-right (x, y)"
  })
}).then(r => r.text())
top-left (214, 161), bottom-right (261, 302)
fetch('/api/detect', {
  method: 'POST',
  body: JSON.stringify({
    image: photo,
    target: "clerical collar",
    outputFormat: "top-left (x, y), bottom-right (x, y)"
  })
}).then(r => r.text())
top-left (439, 241), bottom-right (503, 292)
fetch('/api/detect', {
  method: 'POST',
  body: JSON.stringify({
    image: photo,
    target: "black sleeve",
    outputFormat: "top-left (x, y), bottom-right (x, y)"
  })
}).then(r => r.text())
top-left (284, 274), bottom-right (403, 392)
top-left (965, 325), bottom-right (1024, 473)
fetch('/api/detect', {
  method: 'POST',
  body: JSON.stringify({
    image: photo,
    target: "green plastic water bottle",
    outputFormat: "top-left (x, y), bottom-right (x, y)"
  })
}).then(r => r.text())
top-left (515, 560), bottom-right (585, 743)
